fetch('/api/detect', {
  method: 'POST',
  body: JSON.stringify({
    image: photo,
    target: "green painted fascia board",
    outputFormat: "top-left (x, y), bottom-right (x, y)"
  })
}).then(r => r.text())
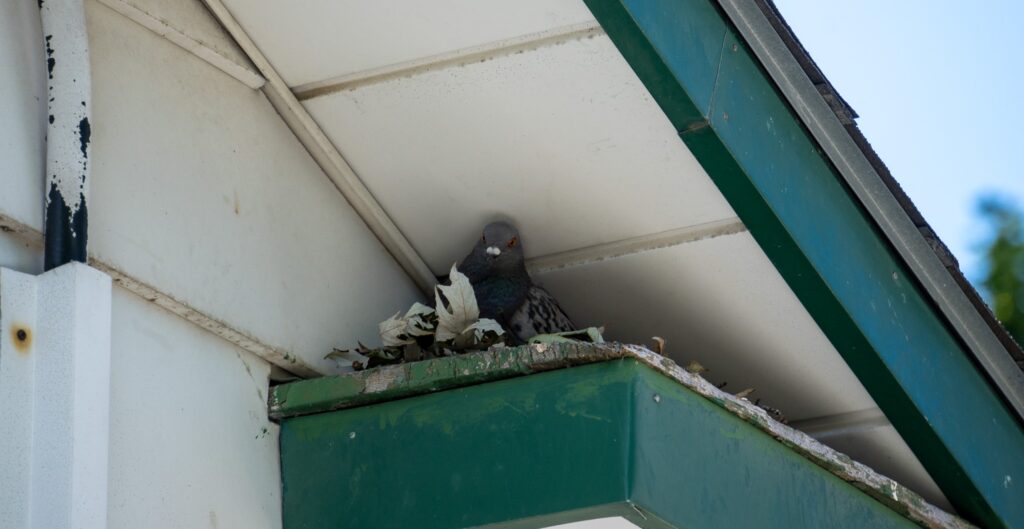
top-left (628, 366), bottom-right (920, 529)
top-left (269, 343), bottom-right (633, 420)
top-left (280, 361), bottom-right (635, 529)
top-left (582, 1), bottom-right (1024, 527)
top-left (277, 356), bottom-right (961, 529)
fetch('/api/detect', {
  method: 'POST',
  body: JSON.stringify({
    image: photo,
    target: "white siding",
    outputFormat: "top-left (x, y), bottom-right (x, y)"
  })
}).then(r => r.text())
top-left (108, 287), bottom-right (280, 528)
top-left (86, 0), bottom-right (422, 374)
top-left (0, 0), bottom-right (46, 232)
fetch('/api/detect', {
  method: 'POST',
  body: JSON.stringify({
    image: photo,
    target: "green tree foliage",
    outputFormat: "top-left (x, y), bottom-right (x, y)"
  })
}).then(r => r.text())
top-left (977, 197), bottom-right (1024, 343)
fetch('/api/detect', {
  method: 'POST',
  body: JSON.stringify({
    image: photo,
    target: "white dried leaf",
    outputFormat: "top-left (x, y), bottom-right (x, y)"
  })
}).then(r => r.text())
top-left (379, 311), bottom-right (414, 347)
top-left (405, 302), bottom-right (435, 318)
top-left (467, 318), bottom-right (505, 339)
top-left (404, 302), bottom-right (436, 337)
top-left (434, 264), bottom-right (479, 342)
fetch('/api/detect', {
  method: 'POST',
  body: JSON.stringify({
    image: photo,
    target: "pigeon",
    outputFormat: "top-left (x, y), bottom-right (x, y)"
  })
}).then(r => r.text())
top-left (457, 222), bottom-right (575, 343)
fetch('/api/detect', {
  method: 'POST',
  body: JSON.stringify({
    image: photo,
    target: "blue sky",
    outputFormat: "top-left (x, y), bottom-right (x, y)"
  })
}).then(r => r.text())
top-left (772, 0), bottom-right (1024, 281)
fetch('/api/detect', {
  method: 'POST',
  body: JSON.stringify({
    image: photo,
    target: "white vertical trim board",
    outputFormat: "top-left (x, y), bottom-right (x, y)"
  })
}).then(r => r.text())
top-left (0, 263), bottom-right (113, 529)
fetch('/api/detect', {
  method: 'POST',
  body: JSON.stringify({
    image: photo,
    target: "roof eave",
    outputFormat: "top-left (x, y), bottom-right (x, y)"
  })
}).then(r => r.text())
top-left (716, 0), bottom-right (1024, 418)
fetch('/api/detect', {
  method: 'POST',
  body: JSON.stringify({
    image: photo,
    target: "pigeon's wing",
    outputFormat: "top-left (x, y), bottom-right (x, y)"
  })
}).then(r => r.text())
top-left (508, 285), bottom-right (575, 342)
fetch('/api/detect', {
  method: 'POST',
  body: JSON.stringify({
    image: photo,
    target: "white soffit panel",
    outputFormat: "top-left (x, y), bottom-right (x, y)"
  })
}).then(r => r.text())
top-left (218, 0), bottom-right (596, 86)
top-left (304, 33), bottom-right (737, 272)
top-left (534, 231), bottom-right (877, 422)
top-left (821, 424), bottom-right (951, 511)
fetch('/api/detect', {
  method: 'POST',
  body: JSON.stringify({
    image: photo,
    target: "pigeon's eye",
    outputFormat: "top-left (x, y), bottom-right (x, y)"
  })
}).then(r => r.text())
top-left (507, 237), bottom-right (518, 248)
top-left (481, 234), bottom-right (486, 242)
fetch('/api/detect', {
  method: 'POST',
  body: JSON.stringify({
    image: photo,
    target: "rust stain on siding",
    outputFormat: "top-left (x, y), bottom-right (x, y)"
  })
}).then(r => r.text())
top-left (10, 325), bottom-right (32, 354)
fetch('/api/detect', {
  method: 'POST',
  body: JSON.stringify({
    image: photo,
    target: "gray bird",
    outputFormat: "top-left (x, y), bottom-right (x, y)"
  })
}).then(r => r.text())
top-left (457, 222), bottom-right (575, 343)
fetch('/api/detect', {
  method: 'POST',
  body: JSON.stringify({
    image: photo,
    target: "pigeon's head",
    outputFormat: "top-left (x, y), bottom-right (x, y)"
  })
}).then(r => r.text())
top-left (478, 221), bottom-right (525, 272)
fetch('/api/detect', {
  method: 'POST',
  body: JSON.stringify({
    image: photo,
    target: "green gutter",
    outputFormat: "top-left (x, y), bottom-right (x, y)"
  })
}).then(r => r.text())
top-left (581, 1), bottom-right (1024, 527)
top-left (273, 345), bottom-right (970, 529)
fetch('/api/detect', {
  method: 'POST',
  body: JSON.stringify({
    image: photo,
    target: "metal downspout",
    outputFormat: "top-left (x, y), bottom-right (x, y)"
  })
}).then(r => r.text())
top-left (40, 0), bottom-right (91, 271)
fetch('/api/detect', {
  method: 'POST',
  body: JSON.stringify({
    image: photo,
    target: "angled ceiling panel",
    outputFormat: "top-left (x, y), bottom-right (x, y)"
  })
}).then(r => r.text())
top-left (303, 34), bottom-right (736, 271)
top-left (218, 0), bottom-right (596, 86)
top-left (535, 231), bottom-right (875, 421)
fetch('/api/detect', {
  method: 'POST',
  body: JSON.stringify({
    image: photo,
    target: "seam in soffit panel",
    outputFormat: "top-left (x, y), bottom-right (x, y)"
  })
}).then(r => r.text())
top-left (790, 408), bottom-right (889, 440)
top-left (526, 217), bottom-right (747, 274)
top-left (200, 0), bottom-right (437, 295)
top-left (715, 0), bottom-right (1024, 420)
top-left (293, 21), bottom-right (604, 100)
top-left (92, 0), bottom-right (265, 89)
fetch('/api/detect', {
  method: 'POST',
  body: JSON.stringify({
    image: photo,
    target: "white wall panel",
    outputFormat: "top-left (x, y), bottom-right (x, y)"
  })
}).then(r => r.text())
top-left (87, 1), bottom-right (422, 374)
top-left (220, 0), bottom-right (596, 86)
top-left (306, 34), bottom-right (737, 273)
top-left (0, 0), bottom-right (46, 231)
top-left (108, 287), bottom-right (281, 529)
top-left (0, 235), bottom-right (42, 276)
top-left (102, 0), bottom-right (256, 74)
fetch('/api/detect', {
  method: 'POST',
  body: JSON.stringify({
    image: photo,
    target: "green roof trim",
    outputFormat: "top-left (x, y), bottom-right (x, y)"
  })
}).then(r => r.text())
top-left (269, 343), bottom-right (629, 420)
top-left (274, 344), bottom-right (969, 529)
top-left (581, 1), bottom-right (1024, 527)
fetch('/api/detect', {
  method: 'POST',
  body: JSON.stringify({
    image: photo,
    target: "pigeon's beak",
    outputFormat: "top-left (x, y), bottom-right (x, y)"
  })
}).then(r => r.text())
top-left (486, 246), bottom-right (501, 257)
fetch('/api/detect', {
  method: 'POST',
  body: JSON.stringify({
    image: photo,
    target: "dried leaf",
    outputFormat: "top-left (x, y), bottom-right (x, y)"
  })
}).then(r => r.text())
top-left (324, 348), bottom-right (350, 360)
top-left (404, 302), bottom-right (437, 337)
top-left (379, 312), bottom-right (414, 347)
top-left (434, 264), bottom-right (480, 342)
top-left (735, 387), bottom-right (756, 399)
top-left (467, 318), bottom-right (505, 338)
top-left (651, 336), bottom-right (666, 355)
top-left (405, 302), bottom-right (435, 317)
top-left (684, 360), bottom-right (707, 374)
